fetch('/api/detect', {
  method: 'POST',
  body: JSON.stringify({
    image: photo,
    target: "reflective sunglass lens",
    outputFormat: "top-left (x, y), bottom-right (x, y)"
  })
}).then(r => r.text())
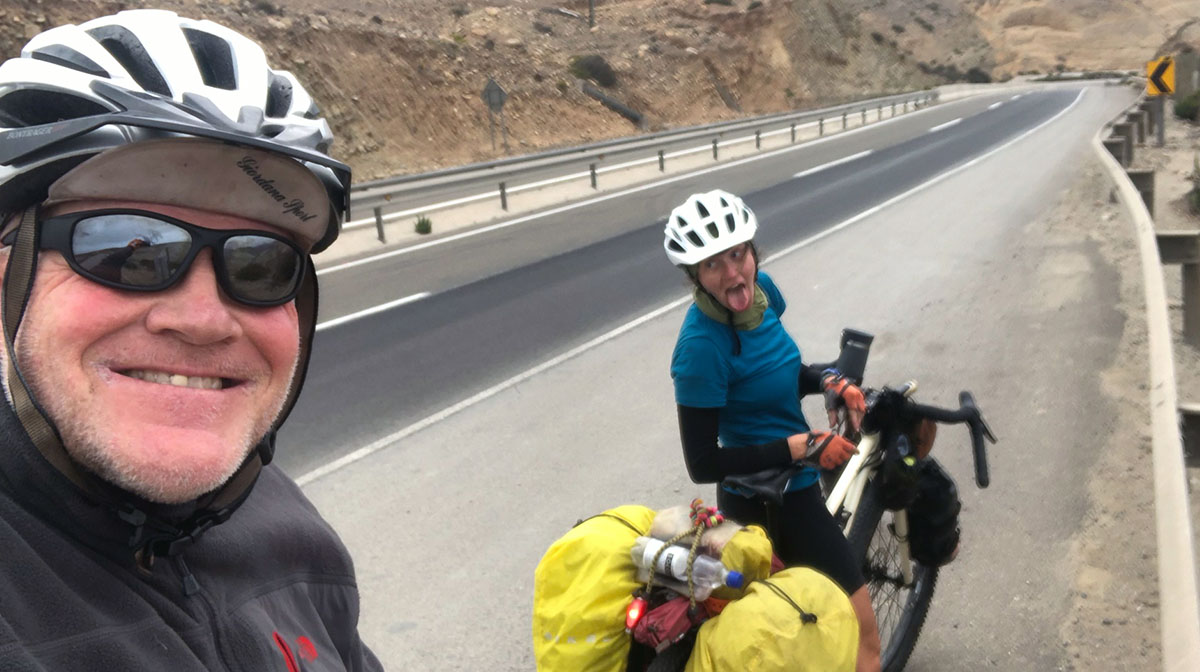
top-left (223, 235), bottom-right (302, 304)
top-left (71, 214), bottom-right (190, 287)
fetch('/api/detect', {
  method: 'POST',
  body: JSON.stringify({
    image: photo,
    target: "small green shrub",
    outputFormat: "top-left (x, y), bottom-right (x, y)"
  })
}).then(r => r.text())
top-left (892, 24), bottom-right (905, 33)
top-left (569, 55), bottom-right (617, 87)
top-left (784, 87), bottom-right (795, 99)
top-left (415, 216), bottom-right (432, 235)
top-left (965, 67), bottom-right (991, 83)
top-left (1174, 90), bottom-right (1200, 121)
top-left (747, 0), bottom-right (763, 9)
top-left (704, 0), bottom-right (734, 5)
top-left (914, 16), bottom-right (934, 32)
top-left (556, 80), bottom-right (569, 93)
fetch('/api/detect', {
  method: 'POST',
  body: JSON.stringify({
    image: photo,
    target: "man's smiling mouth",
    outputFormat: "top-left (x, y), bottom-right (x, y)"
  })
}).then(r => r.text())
top-left (118, 369), bottom-right (236, 390)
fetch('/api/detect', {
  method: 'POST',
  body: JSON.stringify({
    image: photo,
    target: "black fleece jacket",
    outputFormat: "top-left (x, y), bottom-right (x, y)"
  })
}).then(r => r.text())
top-left (676, 361), bottom-right (833, 484)
top-left (0, 402), bottom-right (383, 672)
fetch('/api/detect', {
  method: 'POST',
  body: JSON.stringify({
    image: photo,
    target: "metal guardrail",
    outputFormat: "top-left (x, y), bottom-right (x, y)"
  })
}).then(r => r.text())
top-left (1094, 98), bottom-right (1200, 672)
top-left (348, 89), bottom-right (938, 235)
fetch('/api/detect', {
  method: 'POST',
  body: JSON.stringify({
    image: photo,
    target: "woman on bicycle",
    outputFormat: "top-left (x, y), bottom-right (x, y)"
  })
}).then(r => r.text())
top-left (664, 189), bottom-right (881, 672)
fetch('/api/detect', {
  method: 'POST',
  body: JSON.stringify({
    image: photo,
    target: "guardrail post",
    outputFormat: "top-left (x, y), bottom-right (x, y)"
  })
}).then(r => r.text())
top-left (1182, 403), bottom-right (1200, 464)
top-left (373, 206), bottom-right (387, 244)
top-left (1126, 169), bottom-right (1155, 217)
top-left (790, 123), bottom-right (796, 143)
top-left (1130, 110), bottom-right (1147, 145)
top-left (841, 112), bottom-right (847, 129)
top-left (1113, 122), bottom-right (1135, 165)
top-left (819, 118), bottom-right (824, 136)
top-left (499, 181), bottom-right (508, 211)
top-left (712, 139), bottom-right (719, 160)
top-left (891, 102), bottom-right (896, 116)
top-left (755, 130), bottom-right (761, 150)
top-left (1156, 230), bottom-right (1200, 345)
top-left (658, 149), bottom-right (665, 172)
top-left (1103, 136), bottom-right (1128, 167)
top-left (590, 163), bottom-right (598, 189)
top-left (1140, 100), bottom-right (1156, 135)
top-left (878, 104), bottom-right (882, 121)
top-left (861, 108), bottom-right (867, 124)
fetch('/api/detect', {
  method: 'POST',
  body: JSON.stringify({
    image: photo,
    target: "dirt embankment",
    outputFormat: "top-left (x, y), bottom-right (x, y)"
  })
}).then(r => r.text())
top-left (0, 0), bottom-right (1193, 180)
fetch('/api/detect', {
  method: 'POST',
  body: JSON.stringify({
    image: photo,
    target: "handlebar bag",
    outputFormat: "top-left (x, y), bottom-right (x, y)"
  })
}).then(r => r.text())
top-left (907, 458), bottom-right (962, 567)
top-left (684, 567), bottom-right (859, 672)
top-left (532, 505), bottom-right (656, 672)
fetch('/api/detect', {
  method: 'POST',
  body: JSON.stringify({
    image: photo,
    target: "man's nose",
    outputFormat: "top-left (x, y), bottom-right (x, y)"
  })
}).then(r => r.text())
top-left (143, 249), bottom-right (243, 344)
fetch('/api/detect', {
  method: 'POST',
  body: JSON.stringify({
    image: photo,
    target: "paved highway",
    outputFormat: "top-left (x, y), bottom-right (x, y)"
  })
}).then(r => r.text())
top-left (293, 83), bottom-right (1146, 670)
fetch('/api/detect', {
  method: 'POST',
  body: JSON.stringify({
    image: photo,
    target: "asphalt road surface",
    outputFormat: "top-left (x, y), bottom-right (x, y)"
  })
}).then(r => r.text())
top-left (289, 82), bottom-right (1150, 670)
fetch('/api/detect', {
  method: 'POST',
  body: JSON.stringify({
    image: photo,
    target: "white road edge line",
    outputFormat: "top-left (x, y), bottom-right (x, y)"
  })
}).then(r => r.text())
top-left (317, 104), bottom-right (933, 276)
top-left (315, 292), bottom-right (431, 332)
top-left (793, 150), bottom-right (872, 179)
top-left (988, 102), bottom-right (1003, 110)
top-left (1011, 94), bottom-right (1022, 101)
top-left (929, 118), bottom-right (962, 133)
top-left (296, 88), bottom-right (1084, 487)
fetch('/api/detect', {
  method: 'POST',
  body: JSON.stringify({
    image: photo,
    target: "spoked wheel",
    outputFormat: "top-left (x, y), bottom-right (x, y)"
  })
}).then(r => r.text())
top-left (846, 479), bottom-right (938, 672)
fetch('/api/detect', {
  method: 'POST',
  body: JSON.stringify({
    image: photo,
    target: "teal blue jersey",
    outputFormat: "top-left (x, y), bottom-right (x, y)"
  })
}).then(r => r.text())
top-left (671, 272), bottom-right (817, 492)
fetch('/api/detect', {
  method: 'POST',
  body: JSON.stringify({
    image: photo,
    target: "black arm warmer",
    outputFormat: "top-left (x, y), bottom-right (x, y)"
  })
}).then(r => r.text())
top-left (676, 404), bottom-right (792, 484)
top-left (799, 360), bottom-right (835, 397)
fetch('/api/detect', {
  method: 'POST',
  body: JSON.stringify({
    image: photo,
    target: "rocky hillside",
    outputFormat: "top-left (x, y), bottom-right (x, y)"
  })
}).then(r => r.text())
top-left (1, 0), bottom-right (1195, 181)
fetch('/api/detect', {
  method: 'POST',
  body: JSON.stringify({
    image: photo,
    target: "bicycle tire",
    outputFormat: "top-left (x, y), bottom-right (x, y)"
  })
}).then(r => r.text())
top-left (846, 477), bottom-right (938, 672)
top-left (644, 632), bottom-right (695, 672)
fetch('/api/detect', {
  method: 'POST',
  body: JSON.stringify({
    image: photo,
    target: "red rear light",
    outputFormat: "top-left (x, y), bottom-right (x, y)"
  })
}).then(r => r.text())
top-left (625, 596), bottom-right (647, 632)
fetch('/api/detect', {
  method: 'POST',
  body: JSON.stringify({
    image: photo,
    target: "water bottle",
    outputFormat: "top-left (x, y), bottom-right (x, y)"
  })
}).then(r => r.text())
top-left (630, 536), bottom-right (744, 600)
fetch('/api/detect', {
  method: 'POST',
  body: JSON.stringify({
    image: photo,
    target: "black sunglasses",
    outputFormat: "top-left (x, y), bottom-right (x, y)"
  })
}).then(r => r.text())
top-left (24, 209), bottom-right (307, 307)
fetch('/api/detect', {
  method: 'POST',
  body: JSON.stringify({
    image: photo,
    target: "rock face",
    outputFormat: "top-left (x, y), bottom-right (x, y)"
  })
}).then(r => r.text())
top-left (0, 0), bottom-right (1191, 179)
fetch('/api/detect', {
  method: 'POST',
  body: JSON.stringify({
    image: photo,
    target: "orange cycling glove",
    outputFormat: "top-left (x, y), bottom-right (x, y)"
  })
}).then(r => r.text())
top-left (804, 430), bottom-right (858, 470)
top-left (821, 372), bottom-right (866, 431)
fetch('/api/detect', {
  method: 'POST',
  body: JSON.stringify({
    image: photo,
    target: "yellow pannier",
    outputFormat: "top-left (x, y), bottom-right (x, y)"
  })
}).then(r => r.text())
top-left (532, 505), bottom-right (656, 672)
top-left (686, 567), bottom-right (859, 672)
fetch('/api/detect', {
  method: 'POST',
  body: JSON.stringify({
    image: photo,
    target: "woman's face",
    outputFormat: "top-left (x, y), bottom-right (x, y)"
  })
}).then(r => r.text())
top-left (695, 243), bottom-right (756, 312)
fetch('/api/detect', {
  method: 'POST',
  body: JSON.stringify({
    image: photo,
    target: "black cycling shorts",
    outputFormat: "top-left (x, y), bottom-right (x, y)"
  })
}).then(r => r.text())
top-left (717, 482), bottom-right (865, 595)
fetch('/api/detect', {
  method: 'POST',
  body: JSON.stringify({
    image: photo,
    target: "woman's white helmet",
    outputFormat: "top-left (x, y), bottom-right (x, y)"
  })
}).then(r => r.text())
top-left (663, 189), bottom-right (757, 266)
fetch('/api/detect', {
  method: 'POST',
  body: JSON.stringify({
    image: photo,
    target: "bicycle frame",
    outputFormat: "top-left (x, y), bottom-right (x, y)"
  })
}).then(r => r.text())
top-left (825, 429), bottom-right (917, 587)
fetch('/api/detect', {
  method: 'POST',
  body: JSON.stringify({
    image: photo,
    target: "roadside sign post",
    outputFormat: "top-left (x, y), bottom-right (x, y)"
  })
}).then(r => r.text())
top-left (1147, 55), bottom-right (1175, 147)
top-left (481, 77), bottom-right (510, 153)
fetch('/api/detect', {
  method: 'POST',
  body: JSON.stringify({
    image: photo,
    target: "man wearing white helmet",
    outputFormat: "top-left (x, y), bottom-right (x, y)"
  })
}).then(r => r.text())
top-left (0, 10), bottom-right (381, 670)
top-left (666, 190), bottom-right (881, 671)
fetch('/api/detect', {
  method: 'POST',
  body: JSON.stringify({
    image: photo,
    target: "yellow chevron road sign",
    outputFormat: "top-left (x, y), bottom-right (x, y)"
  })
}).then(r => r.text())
top-left (1147, 56), bottom-right (1175, 96)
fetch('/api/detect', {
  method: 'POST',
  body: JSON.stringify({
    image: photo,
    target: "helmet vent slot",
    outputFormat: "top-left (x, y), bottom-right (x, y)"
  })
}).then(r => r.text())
top-left (706, 222), bottom-right (719, 238)
top-left (686, 231), bottom-right (703, 247)
top-left (86, 25), bottom-right (172, 97)
top-left (695, 201), bottom-right (709, 218)
top-left (30, 45), bottom-right (109, 78)
top-left (183, 28), bottom-right (236, 90)
top-left (725, 213), bottom-right (735, 232)
top-left (0, 90), bottom-right (109, 126)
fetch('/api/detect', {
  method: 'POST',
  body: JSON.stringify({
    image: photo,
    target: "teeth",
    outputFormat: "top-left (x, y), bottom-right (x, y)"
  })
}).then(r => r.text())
top-left (125, 370), bottom-right (223, 390)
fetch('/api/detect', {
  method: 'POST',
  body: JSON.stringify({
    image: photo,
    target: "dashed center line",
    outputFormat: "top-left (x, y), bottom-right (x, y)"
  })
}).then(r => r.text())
top-left (929, 118), bottom-right (962, 133)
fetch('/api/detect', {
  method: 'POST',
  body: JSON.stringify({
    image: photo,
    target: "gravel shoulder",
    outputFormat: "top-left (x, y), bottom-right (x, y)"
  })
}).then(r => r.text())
top-left (1054, 105), bottom-right (1200, 670)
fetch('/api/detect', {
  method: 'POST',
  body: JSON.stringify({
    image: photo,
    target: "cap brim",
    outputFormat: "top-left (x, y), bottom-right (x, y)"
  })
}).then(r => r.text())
top-left (43, 138), bottom-right (331, 251)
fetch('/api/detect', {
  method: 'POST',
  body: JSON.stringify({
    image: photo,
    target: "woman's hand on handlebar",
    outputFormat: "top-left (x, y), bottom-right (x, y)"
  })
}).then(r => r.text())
top-left (787, 431), bottom-right (858, 469)
top-left (821, 372), bottom-right (866, 432)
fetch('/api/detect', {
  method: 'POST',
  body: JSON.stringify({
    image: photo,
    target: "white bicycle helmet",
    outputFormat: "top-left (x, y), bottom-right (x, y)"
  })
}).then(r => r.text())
top-left (0, 8), bottom-right (349, 252)
top-left (663, 189), bottom-right (757, 266)
top-left (0, 10), bottom-right (350, 544)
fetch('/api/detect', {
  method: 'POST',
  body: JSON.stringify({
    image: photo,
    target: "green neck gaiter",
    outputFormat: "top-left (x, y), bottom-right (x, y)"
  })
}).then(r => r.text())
top-left (693, 283), bottom-right (768, 331)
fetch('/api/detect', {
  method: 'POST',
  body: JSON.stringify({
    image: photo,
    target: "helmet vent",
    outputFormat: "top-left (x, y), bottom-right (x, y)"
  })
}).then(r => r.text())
top-left (183, 28), bottom-right (236, 90)
top-left (30, 45), bottom-right (109, 78)
top-left (696, 201), bottom-right (709, 218)
top-left (725, 213), bottom-right (735, 232)
top-left (266, 72), bottom-right (294, 117)
top-left (686, 231), bottom-right (703, 246)
top-left (0, 89), bottom-right (110, 126)
top-left (667, 239), bottom-right (684, 253)
top-left (706, 222), bottom-right (719, 238)
top-left (86, 25), bottom-right (172, 97)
